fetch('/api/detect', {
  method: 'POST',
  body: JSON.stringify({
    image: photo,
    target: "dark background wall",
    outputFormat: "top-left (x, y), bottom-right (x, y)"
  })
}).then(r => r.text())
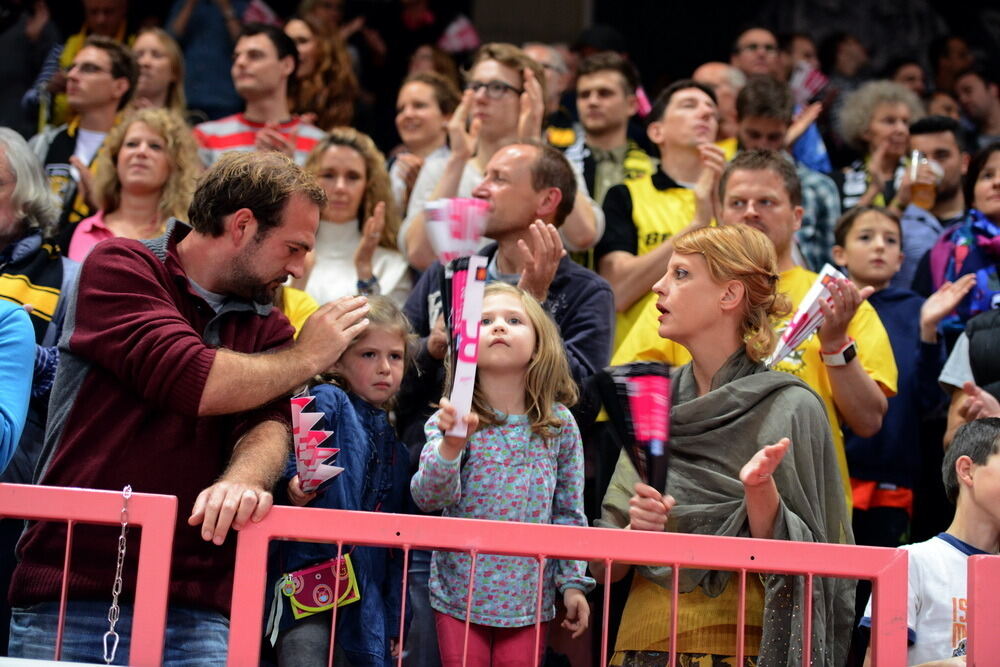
top-left (54, 0), bottom-right (999, 101)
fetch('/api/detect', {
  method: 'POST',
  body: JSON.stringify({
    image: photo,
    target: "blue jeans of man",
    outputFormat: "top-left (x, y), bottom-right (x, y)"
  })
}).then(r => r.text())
top-left (8, 600), bottom-right (229, 666)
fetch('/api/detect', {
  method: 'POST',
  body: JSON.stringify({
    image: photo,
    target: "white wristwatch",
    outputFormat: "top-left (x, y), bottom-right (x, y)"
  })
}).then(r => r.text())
top-left (820, 339), bottom-right (858, 366)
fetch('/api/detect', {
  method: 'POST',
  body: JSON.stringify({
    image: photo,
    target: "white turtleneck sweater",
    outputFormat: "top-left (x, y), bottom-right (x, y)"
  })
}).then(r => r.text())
top-left (304, 219), bottom-right (412, 307)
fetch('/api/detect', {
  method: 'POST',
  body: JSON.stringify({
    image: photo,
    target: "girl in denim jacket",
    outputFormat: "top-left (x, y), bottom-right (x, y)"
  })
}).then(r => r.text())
top-left (271, 297), bottom-right (414, 667)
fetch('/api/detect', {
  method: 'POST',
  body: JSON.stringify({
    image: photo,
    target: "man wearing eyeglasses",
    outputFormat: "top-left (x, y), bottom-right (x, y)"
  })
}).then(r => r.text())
top-left (22, 0), bottom-right (132, 131)
top-left (731, 27), bottom-right (780, 78)
top-left (28, 35), bottom-right (136, 244)
top-left (399, 42), bottom-right (603, 271)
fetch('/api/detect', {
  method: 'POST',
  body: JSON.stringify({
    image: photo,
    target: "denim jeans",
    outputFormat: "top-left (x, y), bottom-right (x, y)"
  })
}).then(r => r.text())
top-left (8, 600), bottom-right (229, 666)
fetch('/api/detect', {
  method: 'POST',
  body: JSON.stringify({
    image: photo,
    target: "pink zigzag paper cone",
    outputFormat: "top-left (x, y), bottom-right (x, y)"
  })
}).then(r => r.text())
top-left (290, 396), bottom-right (344, 493)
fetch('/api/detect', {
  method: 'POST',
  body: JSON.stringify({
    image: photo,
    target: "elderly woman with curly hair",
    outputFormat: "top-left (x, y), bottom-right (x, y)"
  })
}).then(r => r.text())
top-left (296, 127), bottom-right (412, 306)
top-left (67, 108), bottom-right (199, 261)
top-left (834, 80), bottom-right (925, 211)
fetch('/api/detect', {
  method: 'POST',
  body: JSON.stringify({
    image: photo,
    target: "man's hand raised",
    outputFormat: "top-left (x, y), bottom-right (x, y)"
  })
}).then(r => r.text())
top-left (517, 220), bottom-right (565, 303)
top-left (295, 296), bottom-right (370, 374)
top-left (517, 67), bottom-right (545, 140)
top-left (447, 90), bottom-right (481, 163)
top-left (691, 143), bottom-right (726, 229)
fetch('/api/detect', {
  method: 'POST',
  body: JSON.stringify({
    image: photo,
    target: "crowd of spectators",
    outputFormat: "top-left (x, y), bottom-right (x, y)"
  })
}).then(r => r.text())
top-left (1, 1), bottom-right (999, 665)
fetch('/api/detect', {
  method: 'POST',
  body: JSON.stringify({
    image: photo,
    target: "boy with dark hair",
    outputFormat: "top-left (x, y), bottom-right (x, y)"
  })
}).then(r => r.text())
top-left (860, 418), bottom-right (1000, 664)
top-left (564, 51), bottom-right (655, 217)
top-left (832, 206), bottom-right (974, 551)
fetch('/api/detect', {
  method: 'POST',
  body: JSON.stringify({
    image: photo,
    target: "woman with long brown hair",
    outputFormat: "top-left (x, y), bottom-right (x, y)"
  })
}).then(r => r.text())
top-left (284, 14), bottom-right (358, 131)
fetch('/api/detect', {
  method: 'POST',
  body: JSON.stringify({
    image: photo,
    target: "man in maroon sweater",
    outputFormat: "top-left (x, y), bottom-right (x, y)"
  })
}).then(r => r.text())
top-left (7, 151), bottom-right (372, 664)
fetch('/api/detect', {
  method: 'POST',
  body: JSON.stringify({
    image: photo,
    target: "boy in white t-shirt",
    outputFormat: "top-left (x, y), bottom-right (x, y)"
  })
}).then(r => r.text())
top-left (861, 418), bottom-right (1000, 665)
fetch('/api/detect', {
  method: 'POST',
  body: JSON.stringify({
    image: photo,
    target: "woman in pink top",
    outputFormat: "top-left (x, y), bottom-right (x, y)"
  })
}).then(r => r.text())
top-left (68, 108), bottom-right (199, 261)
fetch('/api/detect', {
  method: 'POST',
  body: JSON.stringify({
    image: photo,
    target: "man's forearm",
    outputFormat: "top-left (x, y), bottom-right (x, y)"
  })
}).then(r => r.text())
top-left (828, 363), bottom-right (887, 437)
top-left (600, 242), bottom-right (675, 312)
top-left (223, 420), bottom-right (291, 490)
top-left (561, 191), bottom-right (600, 251)
top-left (199, 346), bottom-right (318, 416)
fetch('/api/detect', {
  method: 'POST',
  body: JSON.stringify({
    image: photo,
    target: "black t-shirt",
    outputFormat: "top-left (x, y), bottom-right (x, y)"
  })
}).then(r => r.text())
top-left (595, 183), bottom-right (636, 262)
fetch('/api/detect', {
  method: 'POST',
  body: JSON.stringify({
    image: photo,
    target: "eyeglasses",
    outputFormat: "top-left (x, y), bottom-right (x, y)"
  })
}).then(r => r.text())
top-left (736, 43), bottom-right (777, 54)
top-left (466, 80), bottom-right (523, 99)
top-left (64, 62), bottom-right (111, 75)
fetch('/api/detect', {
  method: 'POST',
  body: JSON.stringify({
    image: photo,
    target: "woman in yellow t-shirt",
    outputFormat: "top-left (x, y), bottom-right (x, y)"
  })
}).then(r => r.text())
top-left (592, 225), bottom-right (854, 666)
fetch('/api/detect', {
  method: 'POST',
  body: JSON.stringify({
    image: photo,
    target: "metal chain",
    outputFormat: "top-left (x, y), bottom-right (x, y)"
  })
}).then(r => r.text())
top-left (103, 485), bottom-right (131, 664)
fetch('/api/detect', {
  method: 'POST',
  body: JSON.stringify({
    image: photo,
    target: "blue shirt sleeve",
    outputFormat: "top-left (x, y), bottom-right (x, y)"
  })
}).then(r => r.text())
top-left (0, 304), bottom-right (35, 471)
top-left (791, 117), bottom-right (832, 174)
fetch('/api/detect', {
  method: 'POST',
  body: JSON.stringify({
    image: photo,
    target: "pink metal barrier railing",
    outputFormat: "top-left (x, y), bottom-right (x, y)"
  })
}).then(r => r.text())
top-left (0, 483), bottom-right (177, 666)
top-left (967, 554), bottom-right (1000, 665)
top-left (228, 507), bottom-right (912, 666)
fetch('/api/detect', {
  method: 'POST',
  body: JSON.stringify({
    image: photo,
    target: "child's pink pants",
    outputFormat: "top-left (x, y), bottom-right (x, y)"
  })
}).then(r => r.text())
top-left (434, 611), bottom-right (549, 666)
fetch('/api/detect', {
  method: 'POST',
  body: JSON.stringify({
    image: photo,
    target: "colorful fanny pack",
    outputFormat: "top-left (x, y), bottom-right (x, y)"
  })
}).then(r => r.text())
top-left (265, 555), bottom-right (361, 645)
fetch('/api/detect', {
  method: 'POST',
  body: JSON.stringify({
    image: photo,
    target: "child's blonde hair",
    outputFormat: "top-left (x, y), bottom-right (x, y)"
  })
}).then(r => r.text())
top-left (672, 225), bottom-right (792, 363)
top-left (316, 296), bottom-right (416, 407)
top-left (467, 283), bottom-right (577, 438)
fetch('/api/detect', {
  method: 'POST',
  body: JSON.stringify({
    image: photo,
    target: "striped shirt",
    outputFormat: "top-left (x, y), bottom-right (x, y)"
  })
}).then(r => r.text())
top-left (192, 113), bottom-right (326, 166)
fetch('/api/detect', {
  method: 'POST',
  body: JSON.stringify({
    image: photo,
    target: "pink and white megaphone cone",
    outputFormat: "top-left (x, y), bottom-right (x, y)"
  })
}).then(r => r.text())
top-left (425, 198), bottom-right (489, 263)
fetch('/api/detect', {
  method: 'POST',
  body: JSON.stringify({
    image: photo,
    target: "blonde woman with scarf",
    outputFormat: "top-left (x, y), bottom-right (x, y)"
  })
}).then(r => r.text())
top-left (594, 224), bottom-right (854, 667)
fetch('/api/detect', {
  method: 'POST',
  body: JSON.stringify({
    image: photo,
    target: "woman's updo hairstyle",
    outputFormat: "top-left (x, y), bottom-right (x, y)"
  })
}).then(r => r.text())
top-left (672, 225), bottom-right (791, 362)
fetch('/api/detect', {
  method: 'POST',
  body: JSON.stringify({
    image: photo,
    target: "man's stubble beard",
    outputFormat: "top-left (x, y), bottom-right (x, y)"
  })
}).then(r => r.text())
top-left (229, 246), bottom-right (280, 305)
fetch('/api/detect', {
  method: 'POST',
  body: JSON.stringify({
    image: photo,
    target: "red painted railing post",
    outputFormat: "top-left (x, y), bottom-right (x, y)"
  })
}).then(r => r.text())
top-left (967, 554), bottom-right (1000, 665)
top-left (0, 483), bottom-right (176, 666)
